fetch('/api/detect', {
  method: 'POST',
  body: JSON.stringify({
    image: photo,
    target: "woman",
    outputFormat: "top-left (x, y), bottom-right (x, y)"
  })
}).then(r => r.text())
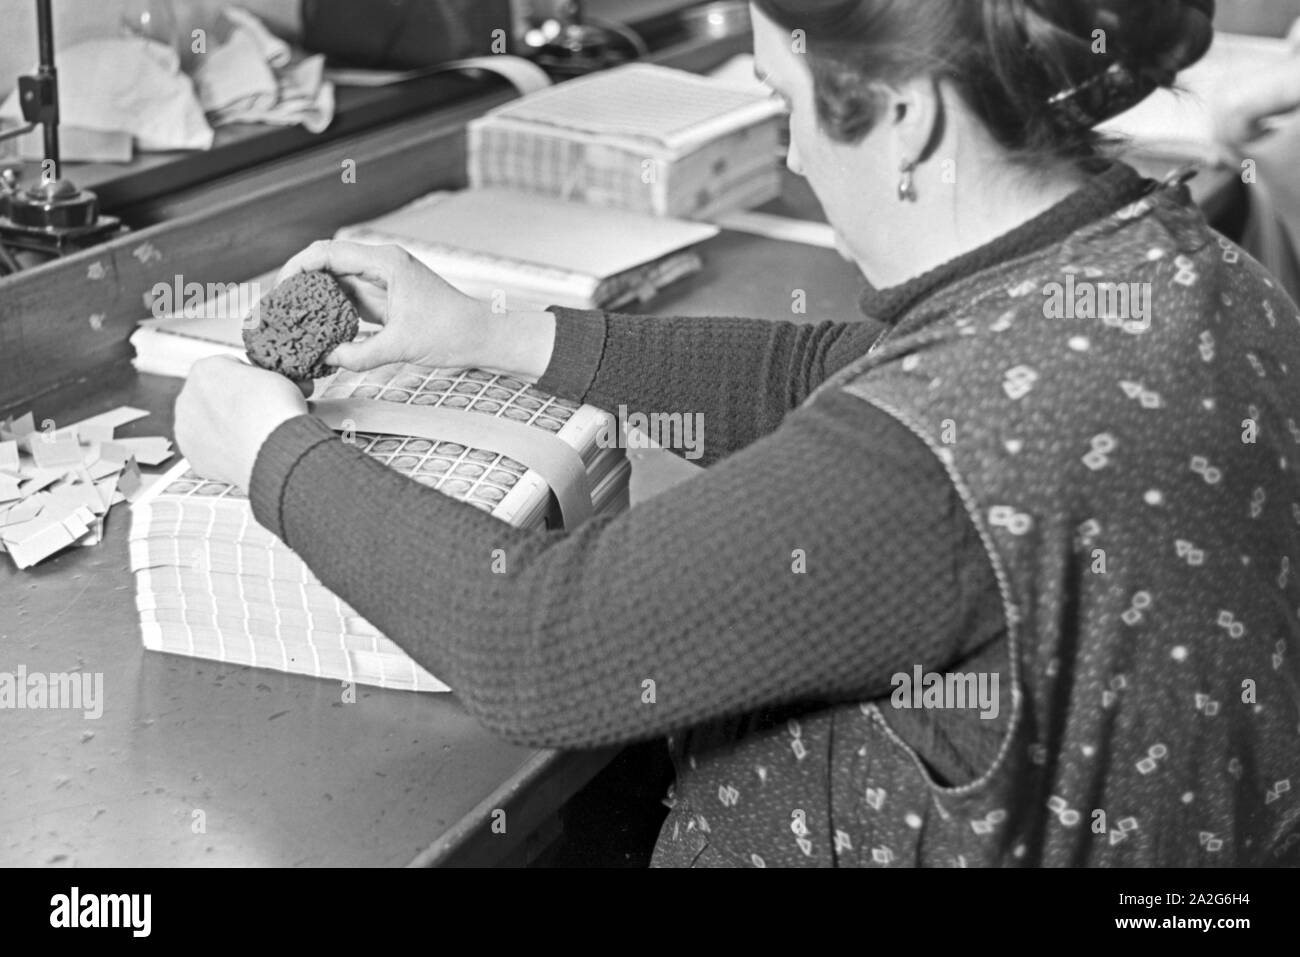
top-left (176, 0), bottom-right (1300, 866)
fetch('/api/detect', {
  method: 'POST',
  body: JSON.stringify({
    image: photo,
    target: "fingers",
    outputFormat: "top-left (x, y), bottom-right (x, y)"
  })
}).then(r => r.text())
top-left (1212, 59), bottom-right (1300, 148)
top-left (1234, 62), bottom-right (1300, 134)
top-left (333, 274), bottom-right (391, 325)
top-left (325, 333), bottom-right (404, 373)
top-left (189, 354), bottom-right (243, 376)
top-left (276, 241), bottom-right (404, 287)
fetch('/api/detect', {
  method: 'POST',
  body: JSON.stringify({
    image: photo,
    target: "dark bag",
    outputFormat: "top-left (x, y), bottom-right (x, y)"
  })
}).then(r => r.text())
top-left (301, 0), bottom-right (514, 69)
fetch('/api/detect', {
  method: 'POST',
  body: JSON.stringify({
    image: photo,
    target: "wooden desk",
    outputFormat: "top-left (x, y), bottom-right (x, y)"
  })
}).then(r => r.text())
top-left (0, 361), bottom-right (618, 867)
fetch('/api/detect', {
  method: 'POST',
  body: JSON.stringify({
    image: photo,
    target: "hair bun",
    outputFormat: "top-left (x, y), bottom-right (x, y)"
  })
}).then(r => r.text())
top-left (1033, 0), bottom-right (1215, 127)
top-left (1097, 0), bottom-right (1216, 85)
top-left (753, 0), bottom-right (1217, 165)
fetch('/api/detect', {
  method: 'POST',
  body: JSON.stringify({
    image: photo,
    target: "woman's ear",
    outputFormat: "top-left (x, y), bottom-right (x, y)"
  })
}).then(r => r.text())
top-left (884, 75), bottom-right (943, 168)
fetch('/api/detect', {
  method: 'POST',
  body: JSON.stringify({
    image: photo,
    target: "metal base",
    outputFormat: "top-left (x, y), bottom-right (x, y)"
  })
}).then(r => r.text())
top-left (532, 24), bottom-right (632, 77)
top-left (0, 179), bottom-right (123, 259)
top-left (0, 214), bottom-right (123, 257)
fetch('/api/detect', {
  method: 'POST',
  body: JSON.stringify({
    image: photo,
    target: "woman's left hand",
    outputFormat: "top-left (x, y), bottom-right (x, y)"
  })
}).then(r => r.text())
top-left (174, 355), bottom-right (310, 491)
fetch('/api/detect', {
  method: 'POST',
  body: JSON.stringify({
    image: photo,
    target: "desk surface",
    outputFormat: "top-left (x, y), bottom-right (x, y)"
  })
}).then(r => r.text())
top-left (0, 367), bottom-right (599, 867)
top-left (0, 197), bottom-right (861, 867)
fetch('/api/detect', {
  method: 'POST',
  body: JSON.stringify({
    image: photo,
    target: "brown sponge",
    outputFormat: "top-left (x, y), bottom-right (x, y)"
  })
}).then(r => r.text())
top-left (243, 271), bottom-right (360, 380)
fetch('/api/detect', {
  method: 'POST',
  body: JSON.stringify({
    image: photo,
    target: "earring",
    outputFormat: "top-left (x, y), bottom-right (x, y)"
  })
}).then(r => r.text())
top-left (898, 160), bottom-right (918, 203)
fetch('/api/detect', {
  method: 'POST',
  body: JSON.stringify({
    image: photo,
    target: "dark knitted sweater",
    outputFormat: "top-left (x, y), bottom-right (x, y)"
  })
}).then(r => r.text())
top-left (245, 167), bottom-right (1170, 795)
top-left (250, 161), bottom-right (1300, 864)
top-left (249, 166), bottom-right (1148, 760)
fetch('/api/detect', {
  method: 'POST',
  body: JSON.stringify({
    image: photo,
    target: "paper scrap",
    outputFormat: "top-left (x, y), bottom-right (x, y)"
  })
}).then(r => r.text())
top-left (77, 422), bottom-right (117, 444)
top-left (0, 516), bottom-right (45, 545)
top-left (13, 496), bottom-right (89, 533)
top-left (18, 469), bottom-right (63, 498)
top-left (92, 474), bottom-right (119, 515)
top-left (97, 441), bottom-right (135, 465)
top-left (30, 435), bottom-right (85, 469)
top-left (0, 412), bottom-right (35, 441)
top-left (76, 516), bottom-right (106, 547)
top-left (118, 457), bottom-right (144, 503)
top-left (45, 481), bottom-right (108, 516)
top-left (112, 437), bottom-right (173, 467)
top-left (84, 456), bottom-right (122, 481)
top-left (4, 505), bottom-right (96, 569)
top-left (68, 406), bottom-right (149, 441)
top-left (1, 496), bottom-right (44, 526)
top-left (1, 404), bottom-right (167, 569)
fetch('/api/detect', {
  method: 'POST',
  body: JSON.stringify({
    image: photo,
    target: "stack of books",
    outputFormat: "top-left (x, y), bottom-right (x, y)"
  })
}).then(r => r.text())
top-left (468, 63), bottom-right (786, 220)
top-left (129, 363), bottom-right (631, 692)
top-left (333, 187), bottom-right (718, 311)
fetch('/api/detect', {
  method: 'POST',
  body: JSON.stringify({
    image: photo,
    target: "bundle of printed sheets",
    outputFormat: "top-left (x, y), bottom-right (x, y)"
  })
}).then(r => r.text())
top-left (129, 363), bottom-right (630, 692)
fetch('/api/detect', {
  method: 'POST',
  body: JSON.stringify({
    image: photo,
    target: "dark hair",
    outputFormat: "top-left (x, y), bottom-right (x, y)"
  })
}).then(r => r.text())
top-left (752, 0), bottom-right (1216, 164)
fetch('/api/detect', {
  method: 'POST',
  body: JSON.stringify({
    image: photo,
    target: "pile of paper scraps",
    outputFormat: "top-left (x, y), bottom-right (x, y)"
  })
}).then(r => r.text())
top-left (0, 407), bottom-right (173, 570)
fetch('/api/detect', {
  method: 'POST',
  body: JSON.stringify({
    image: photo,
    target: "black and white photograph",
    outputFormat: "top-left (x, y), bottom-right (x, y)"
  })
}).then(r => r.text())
top-left (1, 0), bottom-right (1298, 926)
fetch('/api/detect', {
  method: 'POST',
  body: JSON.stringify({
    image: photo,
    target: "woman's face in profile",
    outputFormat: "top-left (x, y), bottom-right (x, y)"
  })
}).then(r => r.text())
top-left (750, 6), bottom-right (826, 190)
top-left (749, 3), bottom-right (898, 273)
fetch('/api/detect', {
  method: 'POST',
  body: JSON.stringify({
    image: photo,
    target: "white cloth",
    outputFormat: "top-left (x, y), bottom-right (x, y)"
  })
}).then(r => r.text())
top-left (193, 6), bottom-right (334, 134)
top-left (0, 37), bottom-right (213, 153)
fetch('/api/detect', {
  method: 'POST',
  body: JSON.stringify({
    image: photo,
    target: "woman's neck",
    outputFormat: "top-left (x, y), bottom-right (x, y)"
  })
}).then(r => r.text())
top-left (858, 163), bottom-right (1092, 289)
top-left (856, 161), bottom-right (1152, 325)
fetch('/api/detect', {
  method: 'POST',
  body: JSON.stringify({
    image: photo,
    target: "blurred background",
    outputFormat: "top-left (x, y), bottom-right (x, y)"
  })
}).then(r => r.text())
top-left (3, 0), bottom-right (1295, 100)
top-left (0, 0), bottom-right (707, 98)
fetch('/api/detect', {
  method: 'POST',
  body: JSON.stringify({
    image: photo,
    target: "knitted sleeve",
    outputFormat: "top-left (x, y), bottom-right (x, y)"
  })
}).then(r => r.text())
top-left (536, 307), bottom-right (884, 466)
top-left (249, 385), bottom-right (1005, 751)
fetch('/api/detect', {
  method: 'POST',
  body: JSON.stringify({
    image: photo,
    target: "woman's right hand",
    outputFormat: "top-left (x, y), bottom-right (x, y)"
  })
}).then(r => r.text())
top-left (275, 240), bottom-right (493, 373)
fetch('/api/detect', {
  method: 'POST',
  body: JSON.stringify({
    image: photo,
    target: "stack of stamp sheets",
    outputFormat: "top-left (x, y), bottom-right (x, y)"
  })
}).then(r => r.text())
top-left (129, 363), bottom-right (630, 692)
top-left (468, 63), bottom-right (786, 219)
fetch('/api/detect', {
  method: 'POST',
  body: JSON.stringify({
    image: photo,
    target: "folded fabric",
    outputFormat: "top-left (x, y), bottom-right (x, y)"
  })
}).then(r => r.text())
top-left (0, 37), bottom-right (213, 153)
top-left (192, 23), bottom-right (279, 116)
top-left (224, 5), bottom-right (291, 69)
top-left (193, 6), bottom-right (334, 134)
